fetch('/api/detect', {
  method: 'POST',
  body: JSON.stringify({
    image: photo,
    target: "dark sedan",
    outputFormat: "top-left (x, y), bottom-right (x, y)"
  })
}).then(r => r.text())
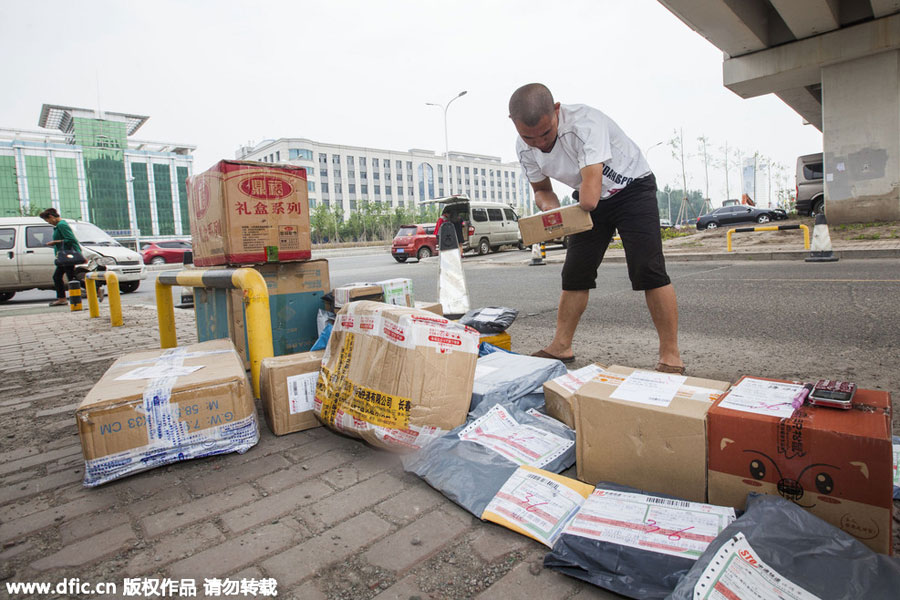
top-left (696, 206), bottom-right (784, 230)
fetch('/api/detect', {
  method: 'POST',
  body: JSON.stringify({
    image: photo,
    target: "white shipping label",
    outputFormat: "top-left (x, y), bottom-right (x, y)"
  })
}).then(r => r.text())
top-left (115, 365), bottom-right (203, 381)
top-left (287, 372), bottom-right (319, 414)
top-left (693, 533), bottom-right (821, 600)
top-left (562, 489), bottom-right (736, 560)
top-left (609, 370), bottom-right (687, 408)
top-left (551, 364), bottom-right (608, 394)
top-left (458, 404), bottom-right (574, 468)
top-left (473, 307), bottom-right (505, 322)
top-left (717, 378), bottom-right (803, 419)
top-left (483, 468), bottom-right (589, 547)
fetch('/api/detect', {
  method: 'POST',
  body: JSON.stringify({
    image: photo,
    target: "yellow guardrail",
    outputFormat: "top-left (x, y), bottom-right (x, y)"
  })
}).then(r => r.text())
top-left (85, 272), bottom-right (123, 327)
top-left (727, 224), bottom-right (810, 252)
top-left (155, 268), bottom-right (274, 397)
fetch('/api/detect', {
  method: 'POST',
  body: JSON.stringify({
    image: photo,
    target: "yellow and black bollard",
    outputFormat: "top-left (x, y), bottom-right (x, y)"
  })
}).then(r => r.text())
top-left (67, 280), bottom-right (83, 311)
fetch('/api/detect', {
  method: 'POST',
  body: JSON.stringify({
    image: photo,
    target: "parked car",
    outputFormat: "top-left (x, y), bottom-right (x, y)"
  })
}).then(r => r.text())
top-left (141, 240), bottom-right (193, 265)
top-left (391, 224), bottom-right (437, 263)
top-left (695, 206), bottom-right (784, 230)
top-left (0, 217), bottom-right (146, 302)
top-left (424, 195), bottom-right (523, 255)
top-left (796, 152), bottom-right (824, 216)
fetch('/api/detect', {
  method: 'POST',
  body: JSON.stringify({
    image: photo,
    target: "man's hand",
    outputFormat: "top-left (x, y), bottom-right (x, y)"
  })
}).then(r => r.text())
top-left (577, 163), bottom-right (604, 212)
top-left (531, 177), bottom-right (560, 211)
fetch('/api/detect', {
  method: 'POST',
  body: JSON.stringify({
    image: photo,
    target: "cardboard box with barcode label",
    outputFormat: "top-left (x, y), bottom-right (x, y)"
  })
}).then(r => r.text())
top-left (187, 160), bottom-right (311, 267)
top-left (543, 363), bottom-right (608, 429)
top-left (259, 350), bottom-right (325, 436)
top-left (574, 365), bottom-right (730, 503)
top-left (517, 204), bottom-right (593, 246)
top-left (76, 339), bottom-right (259, 486)
top-left (707, 376), bottom-right (894, 554)
top-left (315, 301), bottom-right (480, 450)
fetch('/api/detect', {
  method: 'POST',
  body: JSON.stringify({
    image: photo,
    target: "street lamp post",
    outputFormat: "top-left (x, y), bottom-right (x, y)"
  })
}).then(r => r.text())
top-left (644, 141), bottom-right (664, 157)
top-left (426, 90), bottom-right (467, 195)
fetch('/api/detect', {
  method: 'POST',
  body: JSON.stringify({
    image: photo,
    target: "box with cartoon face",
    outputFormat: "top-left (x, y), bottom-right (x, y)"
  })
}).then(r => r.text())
top-left (707, 376), bottom-right (893, 554)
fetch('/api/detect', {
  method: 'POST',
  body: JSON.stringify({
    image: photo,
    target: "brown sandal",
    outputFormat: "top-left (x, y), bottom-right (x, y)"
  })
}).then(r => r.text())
top-left (532, 349), bottom-right (576, 364)
top-left (656, 362), bottom-right (686, 375)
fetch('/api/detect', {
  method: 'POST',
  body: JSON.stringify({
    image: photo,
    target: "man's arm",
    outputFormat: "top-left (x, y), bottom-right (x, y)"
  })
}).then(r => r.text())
top-left (577, 163), bottom-right (604, 212)
top-left (531, 177), bottom-right (560, 211)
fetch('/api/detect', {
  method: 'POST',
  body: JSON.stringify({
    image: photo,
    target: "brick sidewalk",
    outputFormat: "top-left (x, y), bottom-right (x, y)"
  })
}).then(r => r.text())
top-left (0, 308), bottom-right (617, 599)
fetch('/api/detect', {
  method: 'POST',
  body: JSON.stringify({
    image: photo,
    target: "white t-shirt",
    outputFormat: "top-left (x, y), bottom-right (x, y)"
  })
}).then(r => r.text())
top-left (516, 103), bottom-right (651, 200)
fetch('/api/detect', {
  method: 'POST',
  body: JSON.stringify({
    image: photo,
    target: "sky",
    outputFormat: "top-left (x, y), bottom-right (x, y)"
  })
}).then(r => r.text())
top-left (0, 0), bottom-right (823, 209)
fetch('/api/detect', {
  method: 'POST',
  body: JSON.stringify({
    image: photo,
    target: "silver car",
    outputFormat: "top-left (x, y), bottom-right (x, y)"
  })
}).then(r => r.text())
top-left (795, 153), bottom-right (824, 216)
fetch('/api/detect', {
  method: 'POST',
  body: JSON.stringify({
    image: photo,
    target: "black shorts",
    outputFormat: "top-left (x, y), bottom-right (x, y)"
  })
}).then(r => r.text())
top-left (562, 174), bottom-right (670, 291)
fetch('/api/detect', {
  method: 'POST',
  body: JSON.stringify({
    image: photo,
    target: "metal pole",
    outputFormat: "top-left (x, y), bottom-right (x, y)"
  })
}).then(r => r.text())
top-left (427, 91), bottom-right (467, 195)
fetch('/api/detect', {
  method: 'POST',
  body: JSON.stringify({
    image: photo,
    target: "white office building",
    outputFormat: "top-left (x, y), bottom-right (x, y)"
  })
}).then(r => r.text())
top-left (235, 138), bottom-right (535, 217)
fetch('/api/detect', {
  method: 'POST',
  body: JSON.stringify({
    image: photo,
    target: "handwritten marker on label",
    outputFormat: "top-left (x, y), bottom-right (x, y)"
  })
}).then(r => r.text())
top-left (791, 383), bottom-right (813, 411)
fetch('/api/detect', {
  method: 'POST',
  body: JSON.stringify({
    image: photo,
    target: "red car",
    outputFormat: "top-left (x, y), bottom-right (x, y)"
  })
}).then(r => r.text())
top-left (141, 240), bottom-right (193, 265)
top-left (391, 224), bottom-right (437, 262)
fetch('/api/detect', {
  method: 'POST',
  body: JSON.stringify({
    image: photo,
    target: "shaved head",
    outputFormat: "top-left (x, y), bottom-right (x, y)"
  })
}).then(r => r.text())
top-left (509, 83), bottom-right (555, 126)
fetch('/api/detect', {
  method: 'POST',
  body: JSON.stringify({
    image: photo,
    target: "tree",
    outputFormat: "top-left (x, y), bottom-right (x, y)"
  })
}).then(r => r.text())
top-left (668, 128), bottom-right (694, 222)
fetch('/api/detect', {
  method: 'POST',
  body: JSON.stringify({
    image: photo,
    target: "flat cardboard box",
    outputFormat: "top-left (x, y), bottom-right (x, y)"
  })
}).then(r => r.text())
top-left (259, 350), bottom-right (324, 436)
top-left (707, 376), bottom-right (894, 554)
top-left (378, 278), bottom-right (414, 307)
top-left (542, 363), bottom-right (608, 429)
top-left (574, 366), bottom-right (731, 503)
top-left (315, 301), bottom-right (480, 450)
top-left (195, 261), bottom-right (329, 368)
top-left (333, 283), bottom-right (384, 308)
top-left (518, 204), bottom-right (593, 246)
top-left (414, 300), bottom-right (442, 315)
top-left (187, 160), bottom-right (311, 266)
top-left (76, 339), bottom-right (258, 486)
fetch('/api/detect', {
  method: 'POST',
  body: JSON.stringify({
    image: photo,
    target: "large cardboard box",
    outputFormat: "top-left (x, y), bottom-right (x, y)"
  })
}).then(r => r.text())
top-left (542, 363), bottom-right (608, 429)
top-left (707, 376), bottom-right (894, 554)
top-left (259, 351), bottom-right (324, 436)
top-left (187, 160), bottom-right (311, 266)
top-left (76, 340), bottom-right (259, 486)
top-left (518, 204), bottom-right (593, 246)
top-left (574, 366), bottom-right (730, 503)
top-left (195, 261), bottom-right (329, 367)
top-left (315, 300), bottom-right (480, 450)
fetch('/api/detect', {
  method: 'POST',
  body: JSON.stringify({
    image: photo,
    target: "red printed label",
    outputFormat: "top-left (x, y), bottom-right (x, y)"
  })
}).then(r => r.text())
top-left (238, 176), bottom-right (294, 200)
top-left (383, 322), bottom-right (406, 342)
top-left (338, 316), bottom-right (355, 328)
top-left (428, 334), bottom-right (462, 346)
top-left (542, 213), bottom-right (563, 228)
top-left (194, 179), bottom-right (211, 219)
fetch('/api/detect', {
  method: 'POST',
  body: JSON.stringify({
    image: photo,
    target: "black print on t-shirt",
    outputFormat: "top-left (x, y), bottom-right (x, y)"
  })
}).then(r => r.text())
top-left (602, 164), bottom-right (634, 187)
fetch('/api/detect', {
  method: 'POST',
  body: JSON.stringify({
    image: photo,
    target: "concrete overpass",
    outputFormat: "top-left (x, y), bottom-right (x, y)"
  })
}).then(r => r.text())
top-left (658, 0), bottom-right (900, 223)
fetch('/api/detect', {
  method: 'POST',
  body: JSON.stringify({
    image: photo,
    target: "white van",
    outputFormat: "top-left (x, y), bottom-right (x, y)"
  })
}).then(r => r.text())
top-left (427, 195), bottom-right (522, 255)
top-left (0, 217), bottom-right (146, 302)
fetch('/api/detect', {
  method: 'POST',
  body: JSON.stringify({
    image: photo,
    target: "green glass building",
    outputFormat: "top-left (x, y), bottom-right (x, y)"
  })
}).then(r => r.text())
top-left (0, 104), bottom-right (195, 238)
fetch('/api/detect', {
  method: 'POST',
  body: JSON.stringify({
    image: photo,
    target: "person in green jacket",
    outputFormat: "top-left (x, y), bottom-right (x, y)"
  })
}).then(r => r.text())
top-left (39, 208), bottom-right (82, 306)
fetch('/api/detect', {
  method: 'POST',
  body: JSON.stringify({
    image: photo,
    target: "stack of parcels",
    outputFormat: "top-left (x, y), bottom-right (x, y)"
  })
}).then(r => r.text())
top-left (76, 340), bottom-right (258, 486)
top-left (574, 366), bottom-right (731, 502)
top-left (188, 160), bottom-right (329, 366)
top-left (315, 301), bottom-right (479, 450)
top-left (706, 375), bottom-right (894, 554)
top-left (330, 278), bottom-right (417, 311)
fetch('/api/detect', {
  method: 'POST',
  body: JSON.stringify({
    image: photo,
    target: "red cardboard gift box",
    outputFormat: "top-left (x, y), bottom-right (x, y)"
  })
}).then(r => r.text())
top-left (187, 160), bottom-right (311, 266)
top-left (707, 376), bottom-right (894, 554)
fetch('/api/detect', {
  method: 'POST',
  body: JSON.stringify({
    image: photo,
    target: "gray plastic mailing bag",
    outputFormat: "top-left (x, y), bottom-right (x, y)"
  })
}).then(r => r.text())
top-left (544, 482), bottom-right (736, 600)
top-left (669, 493), bottom-right (900, 600)
top-left (471, 352), bottom-right (567, 411)
top-left (402, 398), bottom-right (576, 517)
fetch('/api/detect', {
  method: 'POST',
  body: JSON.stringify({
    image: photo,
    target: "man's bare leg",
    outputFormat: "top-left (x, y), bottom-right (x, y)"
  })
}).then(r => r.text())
top-left (541, 289), bottom-right (589, 359)
top-left (644, 283), bottom-right (683, 368)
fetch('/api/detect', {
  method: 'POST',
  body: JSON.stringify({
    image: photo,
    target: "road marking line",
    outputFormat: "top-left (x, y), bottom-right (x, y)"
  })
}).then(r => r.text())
top-left (690, 278), bottom-right (900, 283)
